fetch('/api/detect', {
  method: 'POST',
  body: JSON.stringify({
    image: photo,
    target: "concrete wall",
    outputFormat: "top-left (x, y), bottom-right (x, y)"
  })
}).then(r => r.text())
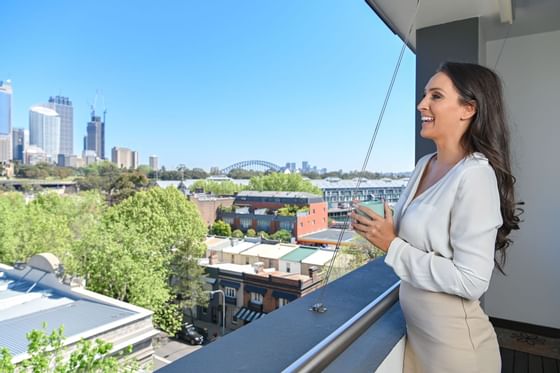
top-left (483, 29), bottom-right (560, 329)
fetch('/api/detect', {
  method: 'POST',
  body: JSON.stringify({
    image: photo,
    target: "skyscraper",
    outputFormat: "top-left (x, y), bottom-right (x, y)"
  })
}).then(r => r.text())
top-left (12, 128), bottom-right (29, 162)
top-left (29, 106), bottom-right (61, 162)
top-left (84, 111), bottom-right (105, 159)
top-left (0, 80), bottom-right (13, 162)
top-left (149, 155), bottom-right (159, 171)
top-left (46, 96), bottom-right (73, 156)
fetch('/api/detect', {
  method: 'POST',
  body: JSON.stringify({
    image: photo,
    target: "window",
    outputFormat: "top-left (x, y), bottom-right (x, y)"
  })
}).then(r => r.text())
top-left (280, 221), bottom-right (294, 231)
top-left (278, 298), bottom-right (289, 308)
top-left (240, 217), bottom-right (252, 229)
top-left (251, 292), bottom-right (263, 304)
top-left (223, 217), bottom-right (234, 225)
top-left (225, 287), bottom-right (236, 298)
top-left (286, 263), bottom-right (291, 273)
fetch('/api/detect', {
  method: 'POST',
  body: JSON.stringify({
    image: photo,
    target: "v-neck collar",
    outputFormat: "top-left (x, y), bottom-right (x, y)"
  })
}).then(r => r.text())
top-left (399, 152), bottom-right (467, 221)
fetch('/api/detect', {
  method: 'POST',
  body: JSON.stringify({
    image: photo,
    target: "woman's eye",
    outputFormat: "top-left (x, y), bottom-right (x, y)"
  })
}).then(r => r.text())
top-left (431, 94), bottom-right (442, 99)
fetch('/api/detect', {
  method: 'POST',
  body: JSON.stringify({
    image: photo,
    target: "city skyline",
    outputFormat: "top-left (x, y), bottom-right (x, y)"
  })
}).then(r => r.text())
top-left (1, 1), bottom-right (416, 172)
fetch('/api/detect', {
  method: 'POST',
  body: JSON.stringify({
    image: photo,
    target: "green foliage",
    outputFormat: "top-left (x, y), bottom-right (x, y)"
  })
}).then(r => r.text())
top-left (246, 228), bottom-right (256, 237)
top-left (16, 163), bottom-right (76, 179)
top-left (257, 231), bottom-right (269, 239)
top-left (0, 324), bottom-right (137, 372)
top-left (231, 229), bottom-right (244, 239)
top-left (76, 187), bottom-right (208, 335)
top-left (248, 173), bottom-right (322, 195)
top-left (0, 191), bottom-right (105, 271)
top-left (227, 169), bottom-right (263, 179)
top-left (189, 180), bottom-right (243, 195)
top-left (0, 187), bottom-right (209, 337)
top-left (270, 229), bottom-right (292, 243)
top-left (211, 220), bottom-right (232, 237)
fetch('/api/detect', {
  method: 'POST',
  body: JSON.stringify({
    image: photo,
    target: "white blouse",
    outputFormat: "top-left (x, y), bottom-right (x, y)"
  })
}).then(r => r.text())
top-left (385, 152), bottom-right (503, 300)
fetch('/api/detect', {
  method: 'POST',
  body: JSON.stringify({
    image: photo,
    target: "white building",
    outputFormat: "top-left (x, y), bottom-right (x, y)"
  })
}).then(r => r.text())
top-left (0, 80), bottom-right (13, 162)
top-left (149, 155), bottom-right (159, 171)
top-left (29, 106), bottom-right (61, 162)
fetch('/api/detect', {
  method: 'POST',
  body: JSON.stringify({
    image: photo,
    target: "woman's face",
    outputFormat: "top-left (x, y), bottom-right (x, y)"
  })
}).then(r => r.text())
top-left (417, 72), bottom-right (474, 143)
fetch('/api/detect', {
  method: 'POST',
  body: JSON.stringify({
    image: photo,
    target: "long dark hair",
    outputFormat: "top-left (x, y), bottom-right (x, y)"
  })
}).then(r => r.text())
top-left (438, 61), bottom-right (523, 274)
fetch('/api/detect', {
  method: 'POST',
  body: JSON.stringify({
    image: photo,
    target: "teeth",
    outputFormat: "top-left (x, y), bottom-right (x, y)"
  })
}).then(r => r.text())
top-left (421, 116), bottom-right (434, 121)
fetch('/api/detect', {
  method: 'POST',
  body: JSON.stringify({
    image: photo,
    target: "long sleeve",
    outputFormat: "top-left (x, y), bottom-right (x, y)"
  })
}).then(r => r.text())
top-left (385, 165), bottom-right (503, 300)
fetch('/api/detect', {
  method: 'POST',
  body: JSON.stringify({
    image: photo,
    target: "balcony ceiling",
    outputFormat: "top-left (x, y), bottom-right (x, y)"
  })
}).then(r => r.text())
top-left (365, 0), bottom-right (560, 49)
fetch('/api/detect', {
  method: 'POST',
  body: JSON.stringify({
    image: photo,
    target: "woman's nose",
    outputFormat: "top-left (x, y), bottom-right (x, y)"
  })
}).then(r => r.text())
top-left (417, 96), bottom-right (428, 111)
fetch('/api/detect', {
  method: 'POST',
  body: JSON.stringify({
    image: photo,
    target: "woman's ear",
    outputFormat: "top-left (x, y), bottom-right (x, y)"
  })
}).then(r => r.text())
top-left (461, 101), bottom-right (477, 121)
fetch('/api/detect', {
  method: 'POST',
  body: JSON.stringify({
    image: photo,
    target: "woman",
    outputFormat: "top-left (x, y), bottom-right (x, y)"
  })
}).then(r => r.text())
top-left (351, 62), bottom-right (521, 373)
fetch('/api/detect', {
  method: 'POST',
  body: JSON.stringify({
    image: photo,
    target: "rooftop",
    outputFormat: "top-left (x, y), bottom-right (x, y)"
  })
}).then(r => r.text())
top-left (280, 246), bottom-right (320, 262)
top-left (221, 241), bottom-right (258, 255)
top-left (301, 249), bottom-right (336, 266)
top-left (0, 255), bottom-right (155, 363)
top-left (298, 229), bottom-right (358, 244)
top-left (241, 243), bottom-right (300, 260)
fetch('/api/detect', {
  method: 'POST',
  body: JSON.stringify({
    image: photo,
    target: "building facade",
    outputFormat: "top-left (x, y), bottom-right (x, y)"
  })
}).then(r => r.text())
top-left (0, 80), bottom-right (13, 162)
top-left (29, 106), bottom-right (61, 162)
top-left (219, 191), bottom-right (328, 238)
top-left (201, 262), bottom-right (322, 332)
top-left (85, 112), bottom-right (105, 159)
top-left (12, 128), bottom-right (29, 162)
top-left (111, 146), bottom-right (138, 169)
top-left (46, 96), bottom-right (73, 156)
top-left (149, 155), bottom-right (159, 171)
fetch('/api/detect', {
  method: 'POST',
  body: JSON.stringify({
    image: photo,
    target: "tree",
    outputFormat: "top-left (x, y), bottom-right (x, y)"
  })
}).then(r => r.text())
top-left (270, 229), bottom-right (292, 243)
top-left (211, 220), bottom-right (232, 237)
top-left (232, 229), bottom-right (244, 239)
top-left (246, 228), bottom-right (256, 237)
top-left (0, 324), bottom-right (136, 373)
top-left (248, 173), bottom-right (322, 195)
top-left (75, 187), bottom-right (208, 335)
top-left (257, 231), bottom-right (269, 239)
top-left (0, 192), bottom-right (26, 264)
top-left (189, 180), bottom-right (243, 196)
top-left (108, 172), bottom-right (150, 205)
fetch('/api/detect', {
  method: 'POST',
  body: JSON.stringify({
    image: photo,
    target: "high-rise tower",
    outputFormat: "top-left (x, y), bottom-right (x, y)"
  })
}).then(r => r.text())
top-left (0, 80), bottom-right (13, 162)
top-left (46, 96), bottom-right (73, 156)
top-left (29, 106), bottom-right (61, 162)
top-left (12, 128), bottom-right (29, 162)
top-left (84, 110), bottom-right (105, 159)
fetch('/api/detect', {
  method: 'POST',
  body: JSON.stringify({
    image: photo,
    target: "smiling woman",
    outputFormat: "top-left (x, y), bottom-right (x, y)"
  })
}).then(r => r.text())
top-left (352, 61), bottom-right (522, 373)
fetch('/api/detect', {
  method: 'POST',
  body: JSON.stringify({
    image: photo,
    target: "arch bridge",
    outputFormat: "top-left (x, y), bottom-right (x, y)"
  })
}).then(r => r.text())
top-left (221, 160), bottom-right (282, 174)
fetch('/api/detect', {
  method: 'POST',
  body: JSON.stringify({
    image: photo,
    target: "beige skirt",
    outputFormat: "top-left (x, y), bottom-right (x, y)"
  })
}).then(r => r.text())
top-left (399, 281), bottom-right (501, 373)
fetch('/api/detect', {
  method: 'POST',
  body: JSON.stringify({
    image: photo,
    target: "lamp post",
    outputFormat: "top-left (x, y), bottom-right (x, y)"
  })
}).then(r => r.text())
top-left (209, 290), bottom-right (225, 336)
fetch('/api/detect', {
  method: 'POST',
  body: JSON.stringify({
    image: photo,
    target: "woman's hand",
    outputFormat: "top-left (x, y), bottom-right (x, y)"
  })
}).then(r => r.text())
top-left (350, 200), bottom-right (397, 252)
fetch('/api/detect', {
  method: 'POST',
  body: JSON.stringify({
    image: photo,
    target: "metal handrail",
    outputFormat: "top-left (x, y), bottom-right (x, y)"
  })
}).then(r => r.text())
top-left (282, 280), bottom-right (400, 373)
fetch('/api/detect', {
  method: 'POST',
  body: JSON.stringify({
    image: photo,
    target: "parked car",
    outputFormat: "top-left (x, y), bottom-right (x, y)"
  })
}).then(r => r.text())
top-left (178, 323), bottom-right (204, 345)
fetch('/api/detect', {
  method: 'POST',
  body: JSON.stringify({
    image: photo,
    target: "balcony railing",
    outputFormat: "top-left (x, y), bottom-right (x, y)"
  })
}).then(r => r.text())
top-left (156, 258), bottom-right (405, 372)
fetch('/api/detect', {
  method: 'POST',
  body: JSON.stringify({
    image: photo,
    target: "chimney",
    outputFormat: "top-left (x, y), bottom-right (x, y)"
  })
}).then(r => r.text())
top-left (252, 261), bottom-right (265, 273)
top-left (209, 254), bottom-right (218, 265)
top-left (308, 266), bottom-right (319, 281)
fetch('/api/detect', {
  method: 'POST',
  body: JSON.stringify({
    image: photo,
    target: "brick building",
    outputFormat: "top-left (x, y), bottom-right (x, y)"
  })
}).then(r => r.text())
top-left (219, 191), bottom-right (328, 238)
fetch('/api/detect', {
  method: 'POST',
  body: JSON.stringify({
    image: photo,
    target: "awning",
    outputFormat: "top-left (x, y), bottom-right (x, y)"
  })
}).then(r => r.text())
top-left (245, 285), bottom-right (267, 295)
top-left (220, 279), bottom-right (241, 289)
top-left (234, 307), bottom-right (265, 322)
top-left (272, 290), bottom-right (297, 302)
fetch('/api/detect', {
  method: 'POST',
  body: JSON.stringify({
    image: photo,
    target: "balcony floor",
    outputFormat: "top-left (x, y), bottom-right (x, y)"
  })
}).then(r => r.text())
top-left (501, 348), bottom-right (559, 373)
top-left (497, 326), bottom-right (560, 373)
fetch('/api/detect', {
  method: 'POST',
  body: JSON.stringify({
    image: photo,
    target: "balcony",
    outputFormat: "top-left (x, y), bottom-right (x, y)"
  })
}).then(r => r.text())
top-left (158, 0), bottom-right (560, 370)
top-left (157, 258), bottom-right (406, 372)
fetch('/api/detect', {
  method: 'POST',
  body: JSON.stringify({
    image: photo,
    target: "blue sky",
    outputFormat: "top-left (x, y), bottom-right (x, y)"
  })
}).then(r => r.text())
top-left (1, 0), bottom-right (416, 172)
